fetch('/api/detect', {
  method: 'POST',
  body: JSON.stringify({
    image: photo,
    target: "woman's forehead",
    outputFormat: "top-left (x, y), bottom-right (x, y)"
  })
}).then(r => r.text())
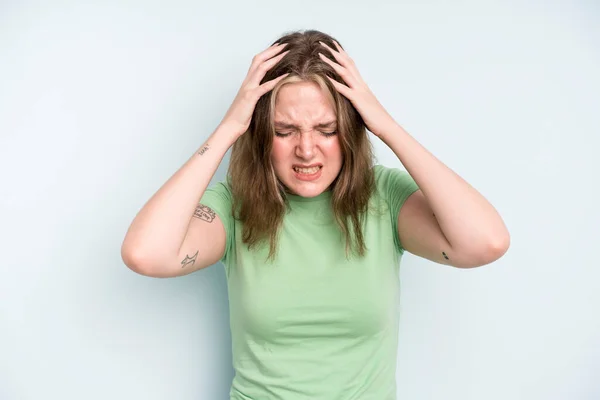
top-left (274, 83), bottom-right (336, 123)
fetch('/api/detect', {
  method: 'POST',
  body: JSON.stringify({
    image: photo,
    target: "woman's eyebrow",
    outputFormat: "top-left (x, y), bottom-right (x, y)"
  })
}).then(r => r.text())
top-left (274, 120), bottom-right (337, 129)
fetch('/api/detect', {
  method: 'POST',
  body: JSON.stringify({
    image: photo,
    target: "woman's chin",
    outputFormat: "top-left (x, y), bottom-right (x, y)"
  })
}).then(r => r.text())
top-left (284, 181), bottom-right (327, 198)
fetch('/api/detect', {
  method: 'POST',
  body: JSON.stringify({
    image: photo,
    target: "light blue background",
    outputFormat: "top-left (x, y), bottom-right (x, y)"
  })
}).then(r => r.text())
top-left (1, 1), bottom-right (599, 399)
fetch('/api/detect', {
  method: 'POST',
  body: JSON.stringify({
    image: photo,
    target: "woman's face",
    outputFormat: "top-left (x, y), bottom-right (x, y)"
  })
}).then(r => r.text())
top-left (271, 81), bottom-right (343, 198)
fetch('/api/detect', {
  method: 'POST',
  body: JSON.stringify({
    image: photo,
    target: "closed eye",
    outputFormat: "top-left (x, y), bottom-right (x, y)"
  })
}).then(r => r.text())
top-left (275, 131), bottom-right (337, 137)
top-left (274, 131), bottom-right (337, 138)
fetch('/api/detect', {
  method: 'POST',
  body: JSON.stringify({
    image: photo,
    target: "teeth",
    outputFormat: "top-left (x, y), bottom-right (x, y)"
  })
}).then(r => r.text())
top-left (294, 166), bottom-right (321, 174)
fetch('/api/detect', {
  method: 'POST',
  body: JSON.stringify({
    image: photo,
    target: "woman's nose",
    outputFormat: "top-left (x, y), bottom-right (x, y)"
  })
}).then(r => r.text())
top-left (295, 132), bottom-right (315, 159)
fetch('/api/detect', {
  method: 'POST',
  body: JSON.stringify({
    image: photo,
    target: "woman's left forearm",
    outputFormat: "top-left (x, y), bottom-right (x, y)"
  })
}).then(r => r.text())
top-left (380, 123), bottom-right (510, 254)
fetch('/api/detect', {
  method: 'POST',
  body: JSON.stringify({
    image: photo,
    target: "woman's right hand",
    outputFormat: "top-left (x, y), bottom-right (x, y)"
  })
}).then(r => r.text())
top-left (219, 43), bottom-right (290, 138)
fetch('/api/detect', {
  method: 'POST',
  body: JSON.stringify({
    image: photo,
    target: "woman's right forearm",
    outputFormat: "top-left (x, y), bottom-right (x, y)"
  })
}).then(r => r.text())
top-left (121, 124), bottom-right (239, 269)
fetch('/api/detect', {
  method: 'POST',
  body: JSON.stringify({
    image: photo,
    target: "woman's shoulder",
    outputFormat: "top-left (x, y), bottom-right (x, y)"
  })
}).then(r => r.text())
top-left (370, 164), bottom-right (419, 205)
top-left (372, 164), bottom-right (414, 185)
top-left (205, 178), bottom-right (233, 197)
top-left (372, 164), bottom-right (404, 190)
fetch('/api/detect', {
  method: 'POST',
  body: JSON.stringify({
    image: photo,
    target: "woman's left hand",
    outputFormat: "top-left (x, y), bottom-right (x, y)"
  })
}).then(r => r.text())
top-left (318, 40), bottom-right (397, 139)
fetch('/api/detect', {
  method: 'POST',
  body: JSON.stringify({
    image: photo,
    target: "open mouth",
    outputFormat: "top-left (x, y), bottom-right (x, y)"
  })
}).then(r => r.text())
top-left (293, 165), bottom-right (322, 174)
top-left (292, 165), bottom-right (323, 181)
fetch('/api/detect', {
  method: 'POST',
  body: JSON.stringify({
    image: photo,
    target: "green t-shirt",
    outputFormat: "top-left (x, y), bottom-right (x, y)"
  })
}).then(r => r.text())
top-left (200, 164), bottom-right (419, 400)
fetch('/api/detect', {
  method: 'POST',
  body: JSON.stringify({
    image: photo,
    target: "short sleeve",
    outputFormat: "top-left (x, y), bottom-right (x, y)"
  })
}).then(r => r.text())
top-left (199, 181), bottom-right (235, 267)
top-left (374, 165), bottom-right (420, 254)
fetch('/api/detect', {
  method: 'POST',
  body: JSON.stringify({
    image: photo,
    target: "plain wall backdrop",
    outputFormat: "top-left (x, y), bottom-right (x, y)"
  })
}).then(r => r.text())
top-left (1, 0), bottom-right (599, 399)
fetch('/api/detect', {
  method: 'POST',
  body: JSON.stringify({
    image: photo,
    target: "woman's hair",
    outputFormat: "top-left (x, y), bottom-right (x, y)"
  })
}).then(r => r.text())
top-left (228, 29), bottom-right (375, 261)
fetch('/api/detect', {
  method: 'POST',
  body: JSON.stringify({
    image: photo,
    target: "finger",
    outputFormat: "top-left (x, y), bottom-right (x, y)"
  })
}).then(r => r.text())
top-left (256, 72), bottom-right (290, 97)
top-left (332, 40), bottom-right (345, 53)
top-left (319, 41), bottom-right (352, 68)
top-left (251, 43), bottom-right (288, 70)
top-left (326, 76), bottom-right (352, 99)
top-left (263, 41), bottom-right (288, 55)
top-left (248, 43), bottom-right (288, 73)
top-left (248, 49), bottom-right (290, 86)
top-left (318, 52), bottom-right (354, 88)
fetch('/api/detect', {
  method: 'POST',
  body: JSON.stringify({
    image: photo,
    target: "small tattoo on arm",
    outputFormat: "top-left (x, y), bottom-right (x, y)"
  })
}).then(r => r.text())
top-left (181, 250), bottom-right (199, 268)
top-left (198, 143), bottom-right (210, 156)
top-left (442, 251), bottom-right (449, 260)
top-left (194, 204), bottom-right (216, 222)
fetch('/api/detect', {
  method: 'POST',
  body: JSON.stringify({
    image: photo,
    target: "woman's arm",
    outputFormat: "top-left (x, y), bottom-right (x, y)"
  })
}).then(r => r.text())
top-left (384, 124), bottom-right (510, 267)
top-left (120, 126), bottom-right (237, 275)
top-left (121, 42), bottom-right (291, 276)
top-left (317, 39), bottom-right (509, 267)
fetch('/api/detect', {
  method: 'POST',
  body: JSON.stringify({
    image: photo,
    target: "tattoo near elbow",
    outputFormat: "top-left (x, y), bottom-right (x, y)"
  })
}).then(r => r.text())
top-left (181, 250), bottom-right (199, 268)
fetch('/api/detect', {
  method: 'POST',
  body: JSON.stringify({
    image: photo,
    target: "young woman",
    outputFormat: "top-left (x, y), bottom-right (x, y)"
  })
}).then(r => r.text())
top-left (121, 29), bottom-right (510, 400)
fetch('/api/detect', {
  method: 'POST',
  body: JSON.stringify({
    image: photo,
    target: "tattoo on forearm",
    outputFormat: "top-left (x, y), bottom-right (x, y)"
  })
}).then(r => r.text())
top-left (194, 204), bottom-right (216, 222)
top-left (198, 143), bottom-right (210, 156)
top-left (181, 250), bottom-right (199, 268)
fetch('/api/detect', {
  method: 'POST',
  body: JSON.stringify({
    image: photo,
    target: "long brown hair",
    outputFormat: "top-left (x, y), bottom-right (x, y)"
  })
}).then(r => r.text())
top-left (228, 29), bottom-right (375, 261)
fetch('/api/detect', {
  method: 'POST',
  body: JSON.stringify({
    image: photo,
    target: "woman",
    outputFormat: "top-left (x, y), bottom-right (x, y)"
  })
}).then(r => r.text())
top-left (121, 30), bottom-right (510, 400)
